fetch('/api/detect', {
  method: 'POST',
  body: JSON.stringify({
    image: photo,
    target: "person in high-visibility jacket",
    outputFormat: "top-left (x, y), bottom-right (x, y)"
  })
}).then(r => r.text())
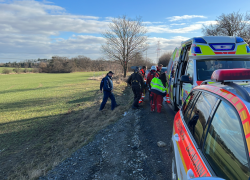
top-left (150, 73), bottom-right (167, 113)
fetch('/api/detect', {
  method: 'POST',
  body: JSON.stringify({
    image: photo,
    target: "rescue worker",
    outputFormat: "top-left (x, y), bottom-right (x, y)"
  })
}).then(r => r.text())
top-left (146, 66), bottom-right (159, 94)
top-left (140, 66), bottom-right (146, 78)
top-left (156, 64), bottom-right (163, 76)
top-left (99, 71), bottom-right (119, 111)
top-left (150, 73), bottom-right (167, 113)
top-left (127, 67), bottom-right (144, 109)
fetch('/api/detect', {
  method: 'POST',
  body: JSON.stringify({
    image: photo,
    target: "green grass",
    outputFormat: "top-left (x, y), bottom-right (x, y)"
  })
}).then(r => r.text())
top-left (0, 71), bottom-right (114, 179)
top-left (0, 72), bottom-right (105, 142)
top-left (0, 67), bottom-right (33, 73)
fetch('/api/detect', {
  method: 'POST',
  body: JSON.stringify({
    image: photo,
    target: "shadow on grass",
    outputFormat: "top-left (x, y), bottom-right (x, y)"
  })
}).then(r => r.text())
top-left (0, 83), bottom-right (132, 180)
top-left (0, 90), bottom-right (96, 112)
top-left (0, 86), bottom-right (56, 95)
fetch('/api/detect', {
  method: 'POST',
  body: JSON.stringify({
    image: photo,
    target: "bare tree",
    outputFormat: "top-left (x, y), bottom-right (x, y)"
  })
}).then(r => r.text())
top-left (202, 11), bottom-right (250, 44)
top-left (102, 15), bottom-right (148, 77)
top-left (158, 52), bottom-right (172, 67)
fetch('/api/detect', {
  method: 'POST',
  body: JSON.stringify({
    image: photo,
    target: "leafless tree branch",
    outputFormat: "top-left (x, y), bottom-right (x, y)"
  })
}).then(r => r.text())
top-left (101, 15), bottom-right (148, 77)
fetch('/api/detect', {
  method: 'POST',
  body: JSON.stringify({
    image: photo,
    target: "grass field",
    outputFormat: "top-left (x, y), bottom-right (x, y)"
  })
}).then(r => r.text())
top-left (0, 67), bottom-right (33, 73)
top-left (0, 72), bottom-right (132, 179)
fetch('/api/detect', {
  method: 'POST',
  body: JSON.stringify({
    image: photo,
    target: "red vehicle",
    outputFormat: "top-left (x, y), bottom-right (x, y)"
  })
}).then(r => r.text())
top-left (172, 69), bottom-right (250, 180)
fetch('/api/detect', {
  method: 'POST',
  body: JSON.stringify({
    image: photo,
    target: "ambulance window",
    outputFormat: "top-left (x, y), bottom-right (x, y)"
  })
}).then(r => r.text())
top-left (203, 100), bottom-right (250, 180)
top-left (183, 91), bottom-right (200, 122)
top-left (187, 92), bottom-right (218, 146)
top-left (185, 60), bottom-right (193, 82)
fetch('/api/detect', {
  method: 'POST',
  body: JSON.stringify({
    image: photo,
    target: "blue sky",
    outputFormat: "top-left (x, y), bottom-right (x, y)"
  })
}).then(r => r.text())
top-left (0, 0), bottom-right (250, 63)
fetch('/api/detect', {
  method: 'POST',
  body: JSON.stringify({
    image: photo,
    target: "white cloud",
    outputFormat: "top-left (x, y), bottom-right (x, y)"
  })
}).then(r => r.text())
top-left (144, 36), bottom-right (189, 63)
top-left (0, 0), bottom-right (210, 63)
top-left (166, 15), bottom-right (207, 22)
top-left (147, 21), bottom-right (217, 33)
top-left (0, 0), bottom-right (106, 37)
top-left (170, 23), bottom-right (186, 26)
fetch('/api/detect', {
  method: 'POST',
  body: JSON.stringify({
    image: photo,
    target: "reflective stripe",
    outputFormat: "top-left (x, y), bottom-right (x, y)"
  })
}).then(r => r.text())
top-left (151, 87), bottom-right (166, 93)
top-left (150, 77), bottom-right (167, 93)
top-left (151, 82), bottom-right (165, 89)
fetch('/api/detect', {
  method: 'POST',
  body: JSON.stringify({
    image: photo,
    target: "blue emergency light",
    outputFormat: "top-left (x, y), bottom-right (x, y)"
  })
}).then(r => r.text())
top-left (236, 37), bottom-right (244, 43)
top-left (209, 43), bottom-right (235, 51)
top-left (247, 46), bottom-right (250, 53)
top-left (193, 37), bottom-right (207, 44)
top-left (193, 47), bottom-right (202, 53)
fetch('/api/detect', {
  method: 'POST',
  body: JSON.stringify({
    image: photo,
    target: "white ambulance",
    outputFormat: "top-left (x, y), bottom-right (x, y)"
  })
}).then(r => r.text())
top-left (166, 36), bottom-right (250, 110)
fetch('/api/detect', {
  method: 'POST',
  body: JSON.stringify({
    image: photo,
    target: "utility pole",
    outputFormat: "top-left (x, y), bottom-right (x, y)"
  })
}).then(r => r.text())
top-left (156, 41), bottom-right (161, 63)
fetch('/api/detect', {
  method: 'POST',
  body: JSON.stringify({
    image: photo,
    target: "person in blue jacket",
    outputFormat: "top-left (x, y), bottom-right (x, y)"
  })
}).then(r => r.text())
top-left (99, 71), bottom-right (119, 111)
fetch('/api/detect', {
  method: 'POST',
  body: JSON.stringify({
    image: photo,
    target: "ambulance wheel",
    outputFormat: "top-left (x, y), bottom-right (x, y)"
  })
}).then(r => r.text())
top-left (171, 144), bottom-right (178, 180)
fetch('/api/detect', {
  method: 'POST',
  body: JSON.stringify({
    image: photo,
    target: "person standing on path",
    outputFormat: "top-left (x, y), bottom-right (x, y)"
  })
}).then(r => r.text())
top-left (146, 66), bottom-right (159, 97)
top-left (100, 71), bottom-right (119, 111)
top-left (150, 73), bottom-right (167, 113)
top-left (127, 67), bottom-right (145, 109)
top-left (140, 66), bottom-right (146, 79)
top-left (156, 64), bottom-right (163, 76)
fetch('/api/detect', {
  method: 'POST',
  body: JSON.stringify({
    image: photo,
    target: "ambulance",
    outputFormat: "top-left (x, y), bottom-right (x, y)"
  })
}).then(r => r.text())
top-left (172, 69), bottom-right (250, 180)
top-left (166, 36), bottom-right (250, 110)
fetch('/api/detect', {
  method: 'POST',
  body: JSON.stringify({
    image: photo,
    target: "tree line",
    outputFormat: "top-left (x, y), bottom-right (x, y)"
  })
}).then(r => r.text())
top-left (1, 54), bottom-right (153, 74)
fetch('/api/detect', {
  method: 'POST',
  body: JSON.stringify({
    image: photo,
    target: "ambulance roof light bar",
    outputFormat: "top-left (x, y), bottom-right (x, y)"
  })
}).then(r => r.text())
top-left (211, 69), bottom-right (250, 82)
top-left (210, 69), bottom-right (250, 102)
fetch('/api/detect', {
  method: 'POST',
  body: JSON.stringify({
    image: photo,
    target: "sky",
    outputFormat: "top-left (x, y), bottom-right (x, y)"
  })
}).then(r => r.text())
top-left (0, 0), bottom-right (250, 63)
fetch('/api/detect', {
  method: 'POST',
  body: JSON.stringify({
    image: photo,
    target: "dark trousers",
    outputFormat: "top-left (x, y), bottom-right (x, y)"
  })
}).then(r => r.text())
top-left (100, 91), bottom-right (117, 110)
top-left (132, 85), bottom-right (141, 108)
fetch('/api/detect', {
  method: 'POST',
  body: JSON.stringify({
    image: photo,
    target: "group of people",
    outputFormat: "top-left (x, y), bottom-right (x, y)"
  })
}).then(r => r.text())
top-left (127, 64), bottom-right (167, 113)
top-left (99, 64), bottom-right (167, 113)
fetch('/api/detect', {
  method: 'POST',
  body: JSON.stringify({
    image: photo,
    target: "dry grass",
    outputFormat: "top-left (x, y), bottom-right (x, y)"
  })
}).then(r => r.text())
top-left (1, 73), bottom-right (133, 180)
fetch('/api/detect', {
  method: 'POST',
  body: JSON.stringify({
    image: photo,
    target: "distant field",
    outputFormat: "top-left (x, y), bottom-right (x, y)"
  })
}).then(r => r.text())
top-left (0, 67), bottom-right (33, 73)
top-left (0, 71), bottom-right (131, 179)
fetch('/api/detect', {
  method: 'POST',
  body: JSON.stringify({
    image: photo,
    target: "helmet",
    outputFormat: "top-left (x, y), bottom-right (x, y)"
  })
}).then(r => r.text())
top-left (151, 66), bottom-right (157, 71)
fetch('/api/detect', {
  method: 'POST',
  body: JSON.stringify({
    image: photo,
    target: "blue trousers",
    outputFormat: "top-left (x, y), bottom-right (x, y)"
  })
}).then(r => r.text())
top-left (100, 91), bottom-right (117, 110)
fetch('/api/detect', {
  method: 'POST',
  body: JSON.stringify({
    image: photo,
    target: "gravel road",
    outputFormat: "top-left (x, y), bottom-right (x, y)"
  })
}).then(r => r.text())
top-left (40, 94), bottom-right (176, 180)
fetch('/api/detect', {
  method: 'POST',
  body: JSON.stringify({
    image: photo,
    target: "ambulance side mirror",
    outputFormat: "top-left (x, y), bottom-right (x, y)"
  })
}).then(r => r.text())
top-left (180, 75), bottom-right (193, 84)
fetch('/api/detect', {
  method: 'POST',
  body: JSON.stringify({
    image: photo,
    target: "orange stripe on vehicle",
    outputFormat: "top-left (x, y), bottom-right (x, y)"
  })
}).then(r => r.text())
top-left (240, 110), bottom-right (248, 121)
top-left (243, 121), bottom-right (250, 135)
top-left (236, 102), bottom-right (244, 111)
top-left (246, 133), bottom-right (250, 139)
top-left (226, 94), bottom-right (233, 100)
top-left (246, 137), bottom-right (250, 155)
top-left (221, 92), bottom-right (228, 97)
top-left (231, 97), bottom-right (238, 104)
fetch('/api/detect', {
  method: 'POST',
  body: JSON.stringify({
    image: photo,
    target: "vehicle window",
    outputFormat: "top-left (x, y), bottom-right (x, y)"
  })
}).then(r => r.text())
top-left (185, 60), bottom-right (193, 82)
top-left (187, 92), bottom-right (218, 146)
top-left (203, 101), bottom-right (250, 180)
top-left (197, 59), bottom-right (250, 81)
top-left (183, 91), bottom-right (200, 121)
top-left (182, 91), bottom-right (198, 116)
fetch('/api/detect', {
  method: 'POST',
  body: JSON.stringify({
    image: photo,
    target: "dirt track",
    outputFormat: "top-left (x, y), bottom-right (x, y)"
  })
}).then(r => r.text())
top-left (40, 93), bottom-right (176, 180)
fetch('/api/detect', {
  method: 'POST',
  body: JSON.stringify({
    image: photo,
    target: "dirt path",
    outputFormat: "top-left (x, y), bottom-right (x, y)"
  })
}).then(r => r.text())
top-left (40, 94), bottom-right (176, 180)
